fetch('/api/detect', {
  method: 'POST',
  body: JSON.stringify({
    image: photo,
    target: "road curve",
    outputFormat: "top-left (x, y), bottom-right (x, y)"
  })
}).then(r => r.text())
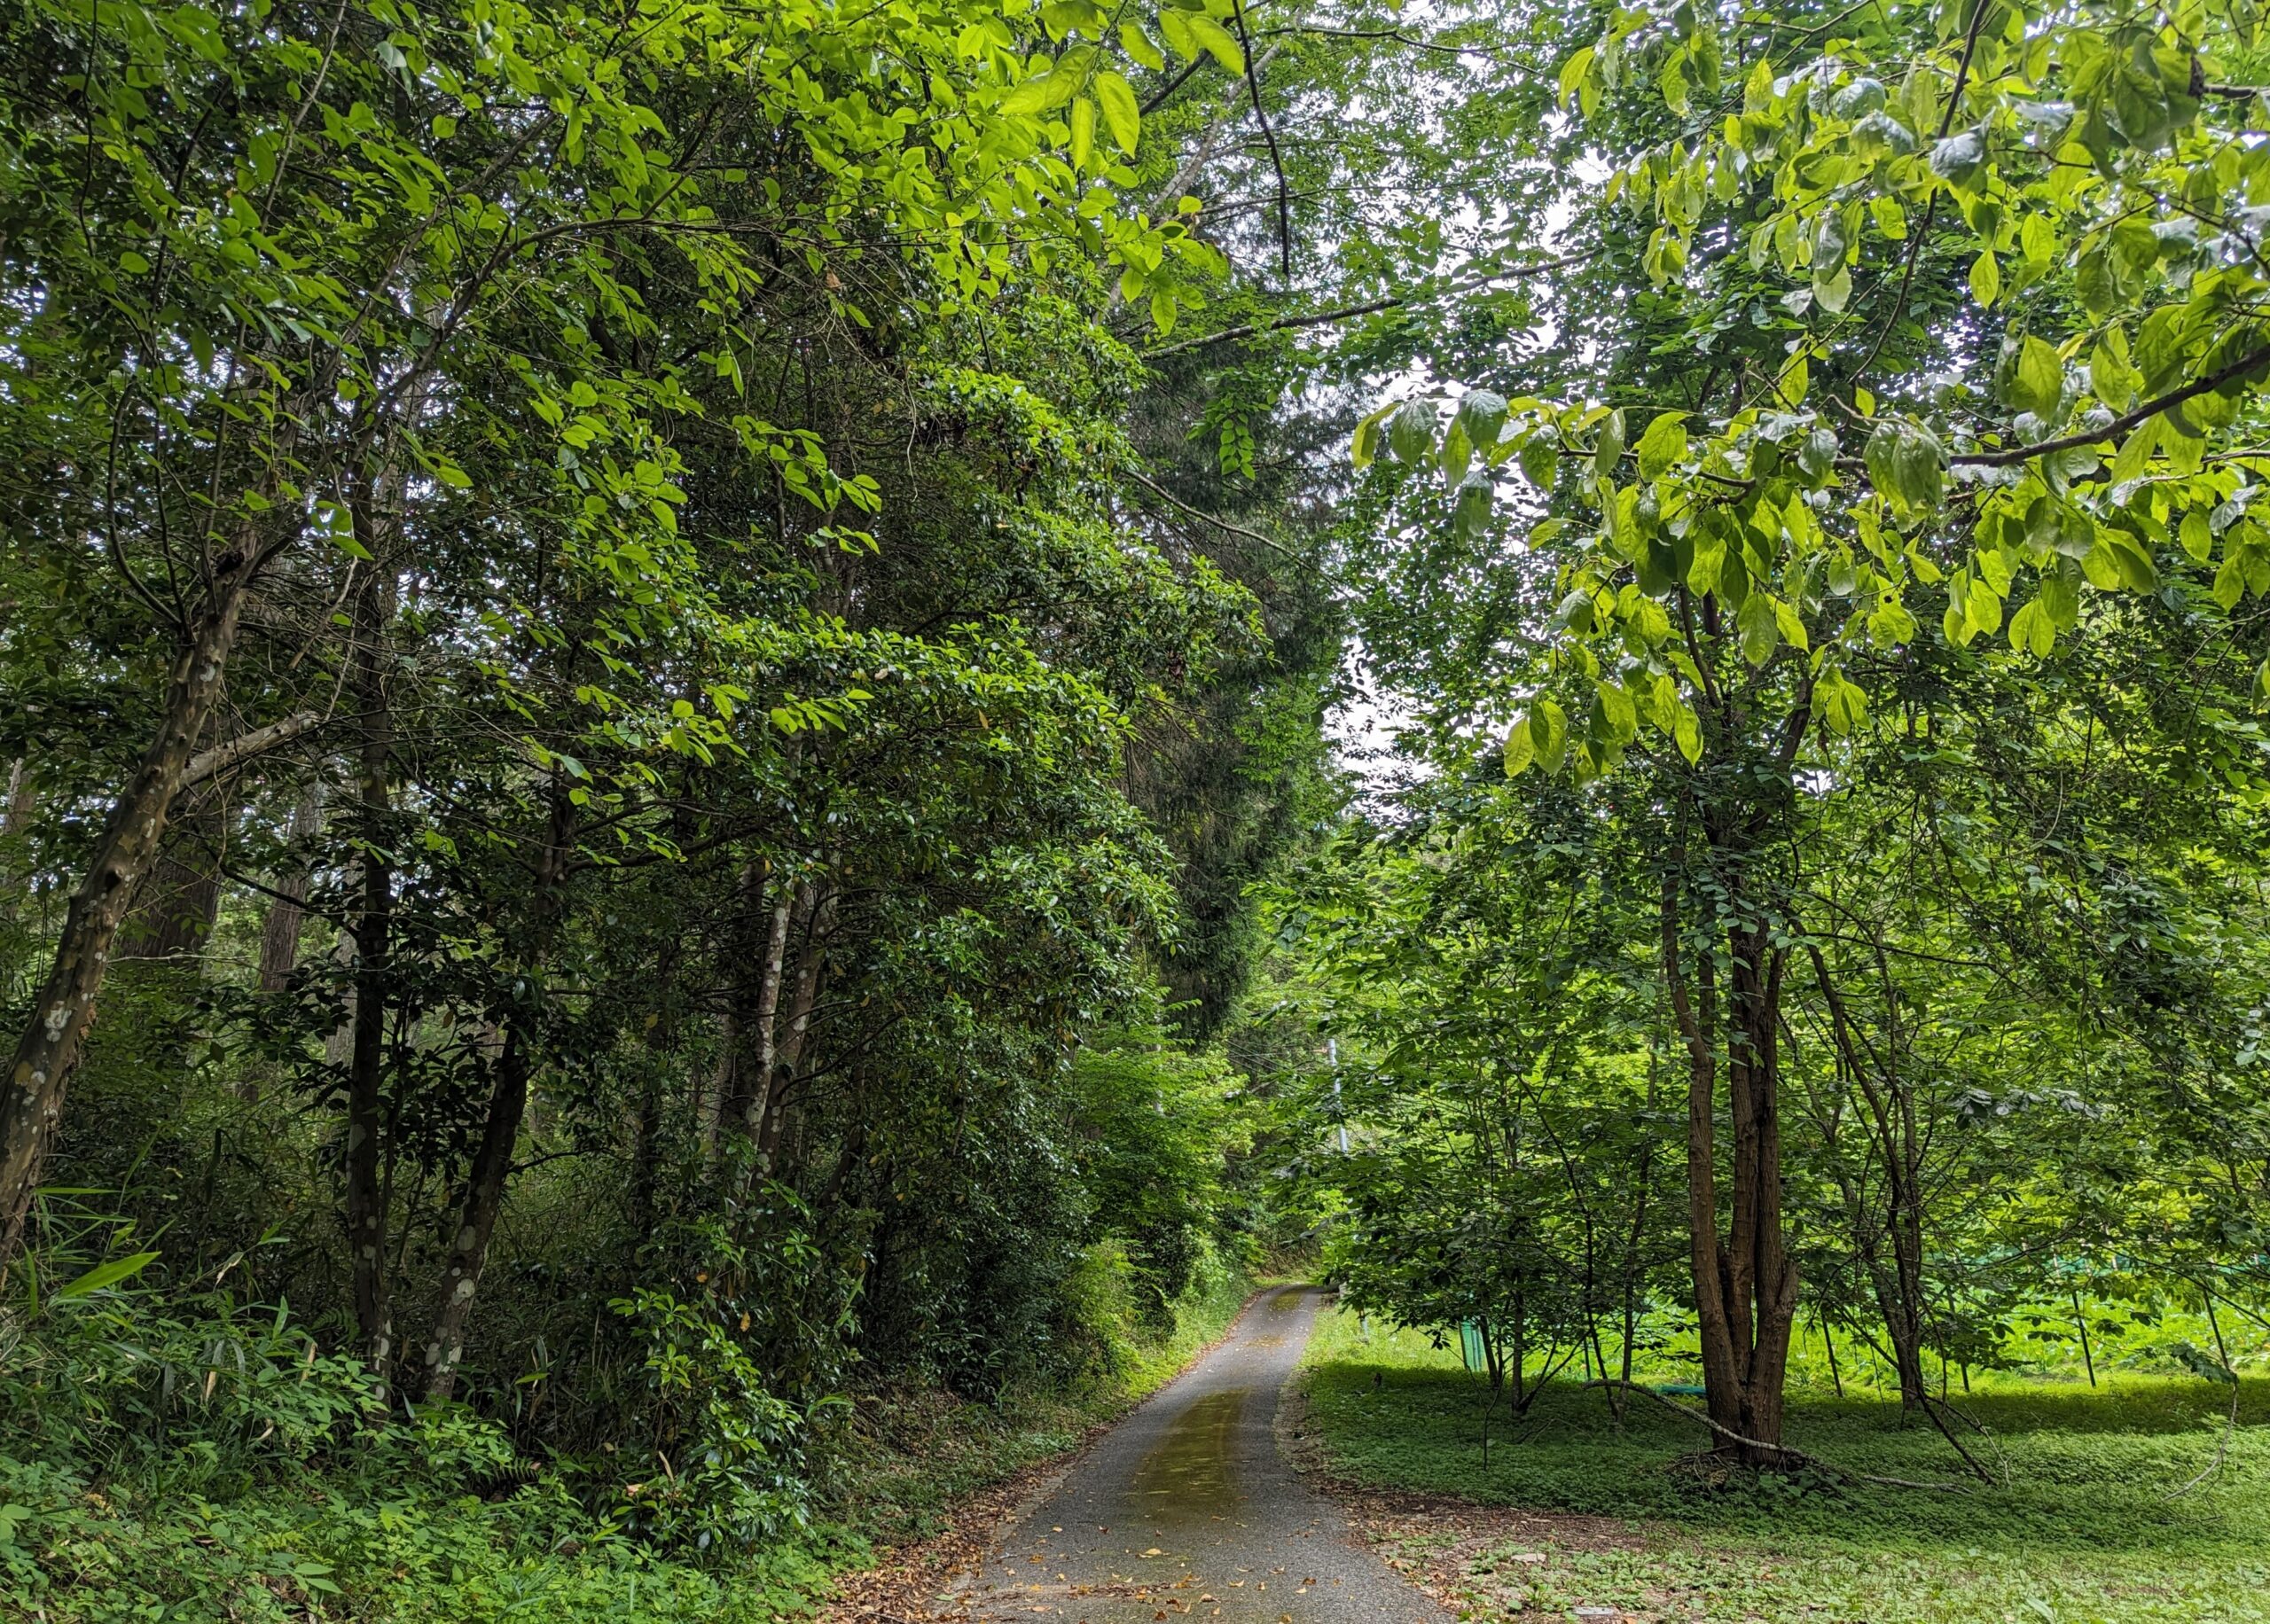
top-left (942, 1284), bottom-right (1448, 1624)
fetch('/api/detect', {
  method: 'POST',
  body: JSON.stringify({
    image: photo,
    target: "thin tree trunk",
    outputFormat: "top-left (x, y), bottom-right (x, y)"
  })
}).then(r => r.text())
top-left (1663, 872), bottom-right (1742, 1439)
top-left (344, 543), bottom-right (397, 1393)
top-left (421, 788), bottom-right (574, 1403)
top-left (335, 386), bottom-right (431, 1390)
top-left (630, 938), bottom-right (681, 1235)
top-left (2070, 1289), bottom-right (2096, 1386)
top-left (421, 1021), bottom-right (534, 1401)
top-left (1, 569), bottom-right (255, 1259)
top-left (754, 882), bottom-right (834, 1172)
top-left (256, 786), bottom-right (324, 994)
top-left (712, 863), bottom-right (789, 1160)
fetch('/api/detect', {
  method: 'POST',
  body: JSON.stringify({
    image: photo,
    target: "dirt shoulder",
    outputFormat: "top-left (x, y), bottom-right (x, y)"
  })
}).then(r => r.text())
top-left (1273, 1376), bottom-right (1652, 1622)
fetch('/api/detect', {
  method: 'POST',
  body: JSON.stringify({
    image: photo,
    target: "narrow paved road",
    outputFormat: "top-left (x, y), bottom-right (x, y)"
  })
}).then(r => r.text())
top-left (943, 1285), bottom-right (1447, 1624)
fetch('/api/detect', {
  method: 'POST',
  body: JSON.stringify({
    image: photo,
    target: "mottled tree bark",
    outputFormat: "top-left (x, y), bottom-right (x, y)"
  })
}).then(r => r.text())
top-left (2, 574), bottom-right (254, 1260)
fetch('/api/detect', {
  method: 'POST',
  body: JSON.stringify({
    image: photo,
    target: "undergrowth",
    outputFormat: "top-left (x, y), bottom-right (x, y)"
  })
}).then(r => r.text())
top-left (0, 1245), bottom-right (1253, 1620)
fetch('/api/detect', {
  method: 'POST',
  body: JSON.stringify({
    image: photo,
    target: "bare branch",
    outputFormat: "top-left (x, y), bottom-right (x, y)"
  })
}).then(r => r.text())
top-left (180, 712), bottom-right (323, 791)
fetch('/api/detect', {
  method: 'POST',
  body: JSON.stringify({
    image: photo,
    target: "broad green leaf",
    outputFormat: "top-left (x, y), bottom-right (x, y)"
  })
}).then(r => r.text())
top-left (1452, 473), bottom-right (1493, 541)
top-left (1635, 411), bottom-right (1688, 480)
top-left (1593, 409), bottom-right (1626, 480)
top-left (2008, 597), bottom-right (2055, 655)
top-left (1157, 7), bottom-right (1196, 61)
top-left (1531, 699), bottom-right (1569, 774)
top-left (1351, 402), bottom-right (1396, 470)
top-left (1557, 46), bottom-right (1595, 112)
top-left (1738, 589), bottom-right (1780, 665)
top-left (2180, 508), bottom-right (2213, 564)
top-left (1184, 12), bottom-right (1244, 74)
top-left (1118, 21), bottom-right (1165, 71)
top-left (1454, 389), bottom-right (1509, 450)
top-left (1969, 250), bottom-right (2000, 308)
top-left (1095, 72), bottom-right (1140, 154)
top-left (1388, 401), bottom-right (1436, 465)
top-left (2008, 336), bottom-right (2063, 419)
top-left (1503, 720), bottom-right (1535, 777)
top-left (1863, 420), bottom-right (1945, 514)
top-left (1001, 64), bottom-right (1081, 115)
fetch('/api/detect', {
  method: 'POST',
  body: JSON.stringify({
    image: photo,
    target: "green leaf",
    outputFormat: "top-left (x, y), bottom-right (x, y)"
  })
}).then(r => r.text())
top-left (2008, 336), bottom-right (2063, 419)
top-left (1531, 700), bottom-right (1569, 774)
top-left (1929, 127), bottom-right (1986, 190)
top-left (1969, 250), bottom-right (2001, 308)
top-left (2180, 508), bottom-right (2213, 564)
top-left (1095, 71), bottom-right (1140, 154)
top-left (1593, 409), bottom-right (1626, 480)
top-left (1634, 411), bottom-right (1688, 480)
top-left (2039, 564), bottom-right (2080, 629)
top-left (1388, 401), bottom-right (1436, 465)
top-left (1687, 526), bottom-right (1725, 594)
top-left (1556, 45), bottom-right (1596, 112)
top-left (1184, 12), bottom-right (1244, 74)
top-left (1503, 721), bottom-right (1535, 777)
top-left (1119, 21), bottom-right (1165, 71)
top-left (1001, 64), bottom-right (1081, 115)
top-left (1452, 473), bottom-right (1493, 541)
top-left (2007, 597), bottom-right (2055, 655)
top-left (1738, 589), bottom-right (1781, 665)
top-left (1863, 420), bottom-right (1945, 514)
top-left (1069, 95), bottom-right (1096, 169)
top-left (1350, 402), bottom-right (1395, 470)
top-left (1674, 705), bottom-right (1702, 763)
top-left (1454, 389), bottom-right (1509, 451)
top-left (1156, 8), bottom-right (1196, 61)
top-left (55, 1251), bottom-right (160, 1300)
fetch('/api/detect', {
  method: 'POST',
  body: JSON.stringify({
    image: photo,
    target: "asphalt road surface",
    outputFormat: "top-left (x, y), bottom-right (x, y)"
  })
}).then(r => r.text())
top-left (941, 1285), bottom-right (1448, 1624)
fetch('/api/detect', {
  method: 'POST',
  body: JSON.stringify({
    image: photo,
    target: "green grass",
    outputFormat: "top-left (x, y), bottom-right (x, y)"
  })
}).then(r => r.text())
top-left (1298, 1306), bottom-right (2270, 1624)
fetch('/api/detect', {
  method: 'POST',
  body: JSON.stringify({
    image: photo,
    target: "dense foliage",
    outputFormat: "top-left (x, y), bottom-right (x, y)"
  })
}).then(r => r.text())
top-left (4, 0), bottom-right (2270, 1613)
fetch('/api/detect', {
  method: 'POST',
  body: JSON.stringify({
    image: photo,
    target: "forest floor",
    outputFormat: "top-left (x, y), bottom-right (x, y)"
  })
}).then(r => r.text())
top-left (1290, 1306), bottom-right (2270, 1624)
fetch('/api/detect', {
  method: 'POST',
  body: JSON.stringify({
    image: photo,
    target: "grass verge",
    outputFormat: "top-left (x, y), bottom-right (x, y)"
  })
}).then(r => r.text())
top-left (1295, 1304), bottom-right (2270, 1624)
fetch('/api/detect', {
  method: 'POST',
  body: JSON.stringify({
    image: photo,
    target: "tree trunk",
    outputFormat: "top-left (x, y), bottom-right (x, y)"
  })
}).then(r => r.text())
top-left (420, 1021), bottom-right (534, 1401)
top-left (118, 740), bottom-right (239, 985)
top-left (256, 786), bottom-right (324, 994)
top-left (630, 937), bottom-right (681, 1235)
top-left (716, 865), bottom-right (792, 1157)
top-left (420, 788), bottom-right (574, 1403)
top-left (1663, 872), bottom-right (1798, 1465)
top-left (754, 882), bottom-right (834, 1173)
top-left (1, 573), bottom-right (254, 1259)
top-left (344, 543), bottom-right (397, 1393)
top-left (1808, 944), bottom-right (1930, 1410)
